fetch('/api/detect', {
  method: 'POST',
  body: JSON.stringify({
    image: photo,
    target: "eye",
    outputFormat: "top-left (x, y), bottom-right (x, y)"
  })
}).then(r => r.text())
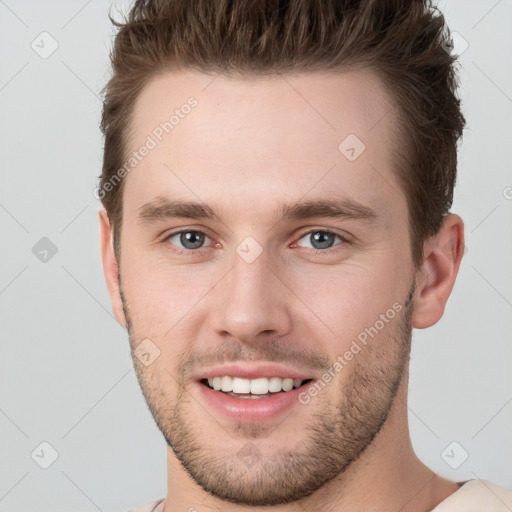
top-left (162, 228), bottom-right (347, 255)
top-left (165, 230), bottom-right (213, 252)
top-left (295, 230), bottom-right (346, 252)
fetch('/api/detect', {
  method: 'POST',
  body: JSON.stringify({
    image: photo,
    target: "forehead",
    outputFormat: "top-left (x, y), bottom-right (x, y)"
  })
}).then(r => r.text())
top-left (123, 68), bottom-right (404, 223)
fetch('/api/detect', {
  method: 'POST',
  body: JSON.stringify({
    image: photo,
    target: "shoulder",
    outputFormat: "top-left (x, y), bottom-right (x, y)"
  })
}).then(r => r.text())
top-left (432, 479), bottom-right (512, 511)
top-left (126, 498), bottom-right (165, 512)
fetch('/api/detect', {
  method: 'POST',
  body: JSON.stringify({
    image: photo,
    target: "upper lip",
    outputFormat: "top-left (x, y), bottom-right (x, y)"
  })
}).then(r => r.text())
top-left (194, 363), bottom-right (316, 381)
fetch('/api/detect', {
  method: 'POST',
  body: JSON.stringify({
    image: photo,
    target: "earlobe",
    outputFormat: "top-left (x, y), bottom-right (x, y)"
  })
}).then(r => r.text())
top-left (98, 208), bottom-right (127, 328)
top-left (412, 214), bottom-right (465, 329)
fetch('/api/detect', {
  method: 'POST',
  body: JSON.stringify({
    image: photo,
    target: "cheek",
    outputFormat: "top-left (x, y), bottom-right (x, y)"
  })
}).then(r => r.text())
top-left (120, 250), bottom-right (216, 335)
top-left (288, 258), bottom-right (409, 350)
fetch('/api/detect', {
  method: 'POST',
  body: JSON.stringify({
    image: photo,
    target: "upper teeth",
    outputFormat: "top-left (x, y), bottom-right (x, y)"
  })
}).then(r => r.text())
top-left (207, 376), bottom-right (304, 394)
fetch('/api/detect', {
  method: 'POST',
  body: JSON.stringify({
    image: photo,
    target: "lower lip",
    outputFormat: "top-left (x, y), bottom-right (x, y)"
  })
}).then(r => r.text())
top-left (196, 380), bottom-right (314, 423)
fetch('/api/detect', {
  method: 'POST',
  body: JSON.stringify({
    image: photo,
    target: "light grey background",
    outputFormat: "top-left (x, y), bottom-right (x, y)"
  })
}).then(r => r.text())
top-left (0, 0), bottom-right (511, 511)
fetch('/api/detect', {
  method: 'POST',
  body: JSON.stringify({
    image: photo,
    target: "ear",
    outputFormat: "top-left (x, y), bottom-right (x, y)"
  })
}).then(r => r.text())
top-left (98, 208), bottom-right (127, 328)
top-left (412, 214), bottom-right (465, 329)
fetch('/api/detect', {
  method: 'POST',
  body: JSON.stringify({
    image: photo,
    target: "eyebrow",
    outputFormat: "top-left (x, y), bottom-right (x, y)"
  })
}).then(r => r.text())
top-left (137, 195), bottom-right (379, 226)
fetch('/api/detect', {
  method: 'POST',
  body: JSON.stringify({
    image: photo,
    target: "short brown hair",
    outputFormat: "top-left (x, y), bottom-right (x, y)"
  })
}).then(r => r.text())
top-left (98, 0), bottom-right (465, 268)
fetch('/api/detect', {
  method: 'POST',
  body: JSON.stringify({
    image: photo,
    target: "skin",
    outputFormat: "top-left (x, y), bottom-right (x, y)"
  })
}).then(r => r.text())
top-left (99, 69), bottom-right (465, 512)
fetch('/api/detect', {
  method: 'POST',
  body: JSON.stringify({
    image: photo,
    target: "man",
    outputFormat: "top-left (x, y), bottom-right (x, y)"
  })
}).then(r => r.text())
top-left (97, 0), bottom-right (512, 511)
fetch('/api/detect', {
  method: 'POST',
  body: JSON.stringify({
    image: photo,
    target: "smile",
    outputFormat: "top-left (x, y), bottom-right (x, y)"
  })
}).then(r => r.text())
top-left (203, 376), bottom-right (311, 397)
top-left (197, 376), bottom-right (315, 422)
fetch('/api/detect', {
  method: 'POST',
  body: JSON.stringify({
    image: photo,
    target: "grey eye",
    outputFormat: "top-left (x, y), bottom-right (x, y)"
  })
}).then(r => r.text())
top-left (168, 230), bottom-right (210, 250)
top-left (296, 231), bottom-right (342, 250)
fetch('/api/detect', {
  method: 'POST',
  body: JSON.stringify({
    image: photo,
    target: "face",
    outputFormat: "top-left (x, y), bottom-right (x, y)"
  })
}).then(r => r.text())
top-left (112, 69), bottom-right (418, 505)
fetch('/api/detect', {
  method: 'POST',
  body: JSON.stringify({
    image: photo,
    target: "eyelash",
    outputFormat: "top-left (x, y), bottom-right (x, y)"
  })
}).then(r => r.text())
top-left (162, 228), bottom-right (348, 256)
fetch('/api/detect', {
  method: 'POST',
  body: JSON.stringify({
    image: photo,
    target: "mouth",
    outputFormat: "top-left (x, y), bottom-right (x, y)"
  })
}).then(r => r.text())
top-left (194, 364), bottom-right (318, 422)
top-left (199, 376), bottom-right (314, 399)
top-left (196, 376), bottom-right (315, 422)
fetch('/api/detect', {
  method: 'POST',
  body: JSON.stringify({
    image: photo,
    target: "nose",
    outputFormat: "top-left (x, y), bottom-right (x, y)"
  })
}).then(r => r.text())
top-left (208, 247), bottom-right (293, 345)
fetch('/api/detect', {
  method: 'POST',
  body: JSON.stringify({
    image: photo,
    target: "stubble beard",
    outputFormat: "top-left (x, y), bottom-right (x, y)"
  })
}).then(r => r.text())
top-left (121, 280), bottom-right (415, 506)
